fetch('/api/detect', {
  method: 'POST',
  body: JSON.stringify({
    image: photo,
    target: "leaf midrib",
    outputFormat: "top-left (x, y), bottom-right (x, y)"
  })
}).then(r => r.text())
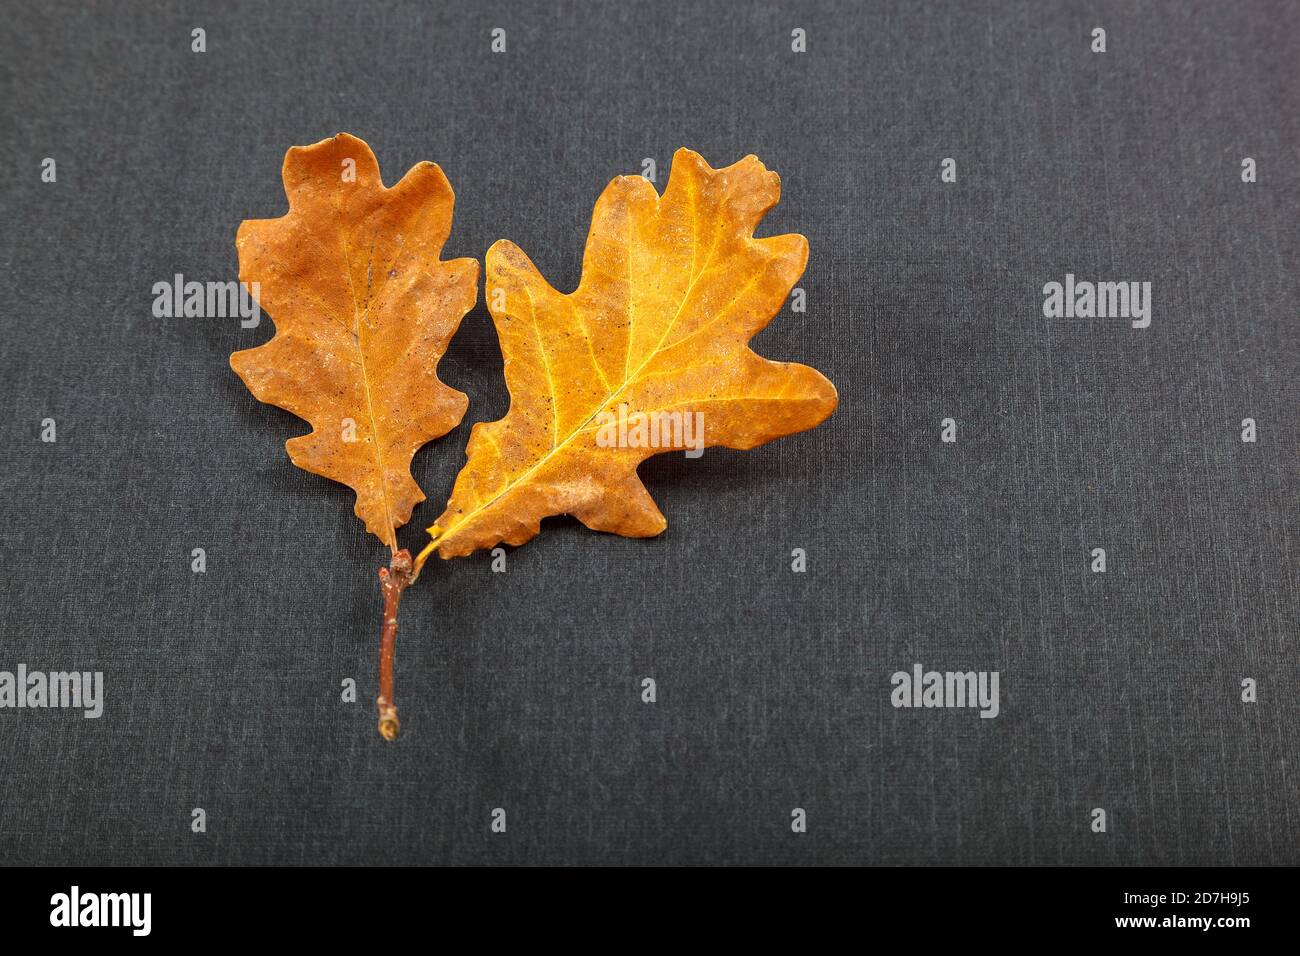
top-left (338, 199), bottom-right (397, 552)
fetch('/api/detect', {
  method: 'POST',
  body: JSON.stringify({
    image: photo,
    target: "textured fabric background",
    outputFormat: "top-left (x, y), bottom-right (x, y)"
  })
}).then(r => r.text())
top-left (0, 0), bottom-right (1296, 866)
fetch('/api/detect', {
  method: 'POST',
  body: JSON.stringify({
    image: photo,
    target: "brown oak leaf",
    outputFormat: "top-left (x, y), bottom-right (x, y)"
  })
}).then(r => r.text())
top-left (231, 133), bottom-right (477, 552)
top-left (418, 147), bottom-right (837, 564)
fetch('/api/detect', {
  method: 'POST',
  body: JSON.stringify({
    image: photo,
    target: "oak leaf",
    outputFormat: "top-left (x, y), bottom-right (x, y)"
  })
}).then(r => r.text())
top-left (418, 148), bottom-right (837, 563)
top-left (231, 133), bottom-right (477, 551)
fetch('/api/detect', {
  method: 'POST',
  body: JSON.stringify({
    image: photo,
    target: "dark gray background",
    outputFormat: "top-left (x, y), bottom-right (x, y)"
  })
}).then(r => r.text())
top-left (1, 0), bottom-right (1296, 865)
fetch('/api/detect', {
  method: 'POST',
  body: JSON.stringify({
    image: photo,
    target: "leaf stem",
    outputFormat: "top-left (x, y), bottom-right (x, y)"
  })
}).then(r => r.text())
top-left (410, 524), bottom-right (442, 583)
top-left (376, 549), bottom-right (414, 740)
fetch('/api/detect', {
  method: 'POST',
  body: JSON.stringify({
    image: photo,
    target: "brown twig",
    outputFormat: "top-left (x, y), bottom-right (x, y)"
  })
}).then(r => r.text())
top-left (376, 549), bottom-right (414, 740)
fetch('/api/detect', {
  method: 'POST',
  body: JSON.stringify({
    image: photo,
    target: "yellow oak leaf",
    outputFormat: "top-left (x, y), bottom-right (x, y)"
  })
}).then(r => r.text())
top-left (231, 133), bottom-right (477, 552)
top-left (418, 147), bottom-right (837, 564)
